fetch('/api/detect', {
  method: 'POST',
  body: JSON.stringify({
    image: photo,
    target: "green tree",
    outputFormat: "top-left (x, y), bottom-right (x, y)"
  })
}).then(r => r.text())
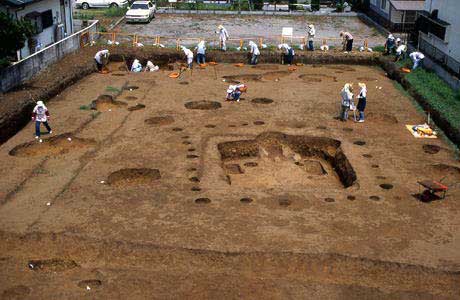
top-left (253, 0), bottom-right (264, 10)
top-left (0, 12), bottom-right (35, 64)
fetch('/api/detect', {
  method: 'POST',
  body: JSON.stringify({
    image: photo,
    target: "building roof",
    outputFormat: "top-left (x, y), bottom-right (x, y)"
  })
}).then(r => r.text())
top-left (0, 0), bottom-right (44, 7)
top-left (390, 0), bottom-right (425, 11)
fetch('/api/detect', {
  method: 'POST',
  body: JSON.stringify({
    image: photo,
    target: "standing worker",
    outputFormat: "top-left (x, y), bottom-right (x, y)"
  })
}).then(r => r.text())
top-left (307, 24), bottom-right (315, 51)
top-left (395, 38), bottom-right (407, 62)
top-left (356, 83), bottom-right (367, 123)
top-left (217, 25), bottom-right (229, 51)
top-left (94, 49), bottom-right (110, 72)
top-left (278, 43), bottom-right (295, 65)
top-left (195, 40), bottom-right (206, 64)
top-left (340, 31), bottom-right (354, 52)
top-left (385, 33), bottom-right (396, 55)
top-left (340, 83), bottom-right (354, 122)
top-left (181, 46), bottom-right (194, 69)
top-left (410, 51), bottom-right (425, 70)
top-left (248, 41), bottom-right (260, 65)
top-left (32, 101), bottom-right (52, 142)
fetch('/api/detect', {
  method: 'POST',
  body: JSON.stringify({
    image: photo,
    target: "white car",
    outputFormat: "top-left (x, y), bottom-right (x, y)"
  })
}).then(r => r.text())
top-left (126, 1), bottom-right (156, 23)
top-left (75, 0), bottom-right (128, 9)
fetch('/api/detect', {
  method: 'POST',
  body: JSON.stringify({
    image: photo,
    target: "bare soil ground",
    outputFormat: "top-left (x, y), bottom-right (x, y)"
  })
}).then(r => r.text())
top-left (1, 63), bottom-right (460, 299)
top-left (116, 14), bottom-right (385, 47)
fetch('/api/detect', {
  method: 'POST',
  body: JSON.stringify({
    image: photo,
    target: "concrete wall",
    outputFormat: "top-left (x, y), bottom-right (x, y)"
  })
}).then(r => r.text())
top-left (423, 0), bottom-right (460, 63)
top-left (0, 20), bottom-right (98, 93)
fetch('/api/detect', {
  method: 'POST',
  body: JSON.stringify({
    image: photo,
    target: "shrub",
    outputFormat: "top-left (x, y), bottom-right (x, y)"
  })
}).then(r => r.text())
top-left (311, 0), bottom-right (320, 11)
top-left (104, 7), bottom-right (127, 17)
top-left (253, 0), bottom-right (264, 10)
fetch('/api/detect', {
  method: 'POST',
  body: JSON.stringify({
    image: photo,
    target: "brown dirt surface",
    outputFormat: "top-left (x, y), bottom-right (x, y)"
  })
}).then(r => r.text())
top-left (0, 63), bottom-right (460, 299)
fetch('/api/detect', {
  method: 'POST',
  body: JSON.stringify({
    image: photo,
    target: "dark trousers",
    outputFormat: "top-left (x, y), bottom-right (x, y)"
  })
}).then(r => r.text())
top-left (197, 53), bottom-right (206, 64)
top-left (346, 39), bottom-right (353, 51)
top-left (284, 49), bottom-right (294, 65)
top-left (250, 54), bottom-right (259, 65)
top-left (308, 40), bottom-right (314, 51)
top-left (95, 59), bottom-right (103, 71)
top-left (35, 121), bottom-right (51, 137)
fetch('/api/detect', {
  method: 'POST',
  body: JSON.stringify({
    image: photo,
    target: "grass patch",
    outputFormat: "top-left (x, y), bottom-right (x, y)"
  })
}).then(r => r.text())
top-left (79, 105), bottom-right (91, 110)
top-left (403, 67), bottom-right (460, 129)
top-left (372, 45), bottom-right (385, 53)
top-left (103, 7), bottom-right (127, 17)
top-left (106, 86), bottom-right (121, 93)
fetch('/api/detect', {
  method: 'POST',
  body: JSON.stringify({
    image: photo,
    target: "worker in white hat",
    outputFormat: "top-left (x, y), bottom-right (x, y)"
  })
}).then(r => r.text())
top-left (248, 41), bottom-right (260, 65)
top-left (216, 25), bottom-right (229, 51)
top-left (94, 49), bottom-right (110, 72)
top-left (278, 43), bottom-right (294, 65)
top-left (32, 100), bottom-right (52, 141)
top-left (226, 84), bottom-right (247, 102)
top-left (181, 46), bottom-right (194, 69)
top-left (410, 51), bottom-right (425, 70)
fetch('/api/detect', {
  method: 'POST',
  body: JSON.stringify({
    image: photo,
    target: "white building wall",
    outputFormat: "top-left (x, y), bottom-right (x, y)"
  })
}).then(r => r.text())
top-left (423, 0), bottom-right (460, 62)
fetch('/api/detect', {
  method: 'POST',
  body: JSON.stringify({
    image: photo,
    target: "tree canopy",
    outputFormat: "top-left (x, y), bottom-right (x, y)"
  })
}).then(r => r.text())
top-left (0, 12), bottom-right (35, 63)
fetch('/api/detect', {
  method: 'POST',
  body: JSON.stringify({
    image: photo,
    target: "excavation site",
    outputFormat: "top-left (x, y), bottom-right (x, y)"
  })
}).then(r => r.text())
top-left (0, 56), bottom-right (460, 299)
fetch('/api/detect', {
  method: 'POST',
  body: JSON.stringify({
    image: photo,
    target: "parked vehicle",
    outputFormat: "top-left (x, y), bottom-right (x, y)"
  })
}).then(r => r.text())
top-left (75, 0), bottom-right (128, 9)
top-left (125, 1), bottom-right (156, 23)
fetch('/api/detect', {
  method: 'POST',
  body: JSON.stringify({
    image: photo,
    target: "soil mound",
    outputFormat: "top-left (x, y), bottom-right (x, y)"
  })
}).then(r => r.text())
top-left (252, 98), bottom-right (274, 104)
top-left (107, 168), bottom-right (161, 187)
top-left (145, 116), bottom-right (175, 126)
top-left (185, 101), bottom-right (222, 110)
top-left (9, 133), bottom-right (95, 157)
top-left (90, 95), bottom-right (127, 111)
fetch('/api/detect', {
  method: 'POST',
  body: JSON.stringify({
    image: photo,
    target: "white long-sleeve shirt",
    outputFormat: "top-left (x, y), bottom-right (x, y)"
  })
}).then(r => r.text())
top-left (410, 52), bottom-right (425, 61)
top-left (195, 42), bottom-right (206, 55)
top-left (249, 42), bottom-right (260, 55)
top-left (308, 27), bottom-right (315, 41)
top-left (94, 50), bottom-right (109, 64)
top-left (396, 45), bottom-right (407, 55)
top-left (219, 27), bottom-right (229, 41)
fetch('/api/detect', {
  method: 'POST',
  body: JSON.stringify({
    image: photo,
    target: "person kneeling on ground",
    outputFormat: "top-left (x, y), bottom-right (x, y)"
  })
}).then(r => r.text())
top-left (144, 61), bottom-right (159, 72)
top-left (356, 82), bottom-right (367, 123)
top-left (181, 46), bottom-right (194, 69)
top-left (278, 43), bottom-right (295, 65)
top-left (385, 33), bottom-right (396, 55)
top-left (130, 59), bottom-right (142, 72)
top-left (94, 49), bottom-right (110, 72)
top-left (32, 101), bottom-right (52, 141)
top-left (410, 51), bottom-right (425, 70)
top-left (226, 84), bottom-right (247, 102)
top-left (340, 31), bottom-right (354, 52)
top-left (248, 41), bottom-right (260, 65)
top-left (395, 38), bottom-right (407, 62)
top-left (195, 40), bottom-right (206, 64)
top-left (340, 83), bottom-right (354, 121)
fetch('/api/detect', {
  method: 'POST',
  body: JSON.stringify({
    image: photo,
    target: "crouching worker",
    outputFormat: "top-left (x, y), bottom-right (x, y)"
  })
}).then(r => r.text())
top-left (195, 40), bottom-right (206, 64)
top-left (144, 61), bottom-right (159, 72)
top-left (181, 46), bottom-right (194, 69)
top-left (410, 51), bottom-right (425, 70)
top-left (278, 43), bottom-right (295, 65)
top-left (248, 41), bottom-right (260, 65)
top-left (226, 84), bottom-right (247, 102)
top-left (340, 83), bottom-right (354, 122)
top-left (130, 59), bottom-right (142, 72)
top-left (94, 49), bottom-right (110, 72)
top-left (395, 38), bottom-right (407, 62)
top-left (32, 101), bottom-right (52, 141)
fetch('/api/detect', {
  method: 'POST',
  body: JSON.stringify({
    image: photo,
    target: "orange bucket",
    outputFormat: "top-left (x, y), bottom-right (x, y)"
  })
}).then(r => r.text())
top-left (168, 72), bottom-right (180, 78)
top-left (199, 63), bottom-right (207, 69)
top-left (288, 66), bottom-right (297, 72)
top-left (208, 62), bottom-right (218, 66)
top-left (401, 67), bottom-right (411, 73)
top-left (234, 63), bottom-right (245, 67)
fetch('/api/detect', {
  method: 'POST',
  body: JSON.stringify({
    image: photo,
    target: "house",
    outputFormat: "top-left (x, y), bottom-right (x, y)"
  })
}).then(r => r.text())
top-left (367, 0), bottom-right (425, 32)
top-left (416, 0), bottom-right (460, 76)
top-left (0, 0), bottom-right (74, 60)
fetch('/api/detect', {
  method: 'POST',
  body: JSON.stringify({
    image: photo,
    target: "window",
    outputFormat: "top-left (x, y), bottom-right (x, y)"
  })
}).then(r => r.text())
top-left (25, 11), bottom-right (43, 33)
top-left (41, 10), bottom-right (53, 29)
top-left (417, 13), bottom-right (449, 41)
top-left (381, 0), bottom-right (387, 10)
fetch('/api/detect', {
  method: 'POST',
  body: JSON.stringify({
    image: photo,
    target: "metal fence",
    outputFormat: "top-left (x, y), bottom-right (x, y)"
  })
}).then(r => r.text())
top-left (419, 35), bottom-right (460, 77)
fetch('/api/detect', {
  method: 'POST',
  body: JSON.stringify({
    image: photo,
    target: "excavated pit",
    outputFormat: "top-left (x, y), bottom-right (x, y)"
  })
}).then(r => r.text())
top-left (77, 280), bottom-right (102, 290)
top-left (423, 144), bottom-right (441, 154)
top-left (299, 73), bottom-right (338, 83)
top-left (9, 133), bottom-right (95, 157)
top-left (1, 285), bottom-right (31, 298)
top-left (251, 65), bottom-right (279, 70)
top-left (429, 164), bottom-right (460, 182)
top-left (217, 132), bottom-right (357, 188)
top-left (184, 101), bottom-right (222, 110)
top-left (145, 115), bottom-right (175, 126)
top-left (128, 103), bottom-right (146, 111)
top-left (251, 98), bottom-right (274, 104)
top-left (28, 259), bottom-right (79, 272)
top-left (356, 76), bottom-right (378, 81)
top-left (261, 71), bottom-right (290, 81)
top-left (90, 95), bottom-right (127, 111)
top-left (366, 112), bottom-right (398, 124)
top-left (107, 168), bottom-right (161, 187)
top-left (222, 74), bottom-right (262, 84)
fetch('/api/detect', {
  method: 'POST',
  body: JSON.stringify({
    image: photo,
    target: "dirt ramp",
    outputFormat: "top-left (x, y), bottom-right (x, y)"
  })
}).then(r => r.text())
top-left (9, 133), bottom-right (95, 157)
top-left (107, 168), bottom-right (161, 187)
